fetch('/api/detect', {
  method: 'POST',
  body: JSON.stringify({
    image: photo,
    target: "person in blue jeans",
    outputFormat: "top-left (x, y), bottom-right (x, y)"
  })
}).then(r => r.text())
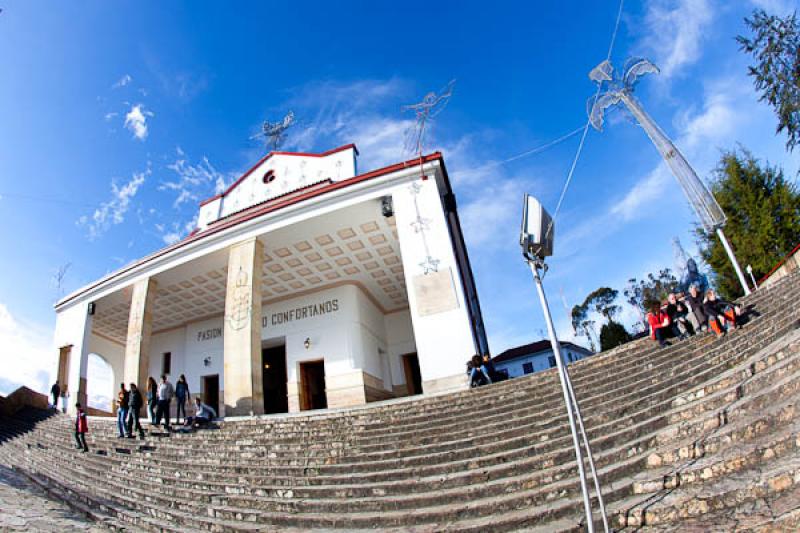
top-left (468, 354), bottom-right (492, 387)
top-left (116, 383), bottom-right (130, 438)
top-left (174, 374), bottom-right (190, 425)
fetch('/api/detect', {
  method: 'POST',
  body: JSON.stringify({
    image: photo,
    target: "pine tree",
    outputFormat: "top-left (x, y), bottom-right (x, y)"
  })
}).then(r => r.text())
top-left (697, 148), bottom-right (800, 297)
top-left (738, 9), bottom-right (800, 152)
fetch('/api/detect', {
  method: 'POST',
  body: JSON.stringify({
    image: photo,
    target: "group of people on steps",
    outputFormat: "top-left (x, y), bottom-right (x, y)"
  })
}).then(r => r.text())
top-left (71, 373), bottom-right (217, 453)
top-left (647, 284), bottom-right (743, 347)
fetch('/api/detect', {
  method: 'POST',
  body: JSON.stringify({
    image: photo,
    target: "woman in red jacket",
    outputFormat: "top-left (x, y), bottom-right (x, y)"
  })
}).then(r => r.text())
top-left (647, 301), bottom-right (671, 347)
top-left (74, 402), bottom-right (88, 452)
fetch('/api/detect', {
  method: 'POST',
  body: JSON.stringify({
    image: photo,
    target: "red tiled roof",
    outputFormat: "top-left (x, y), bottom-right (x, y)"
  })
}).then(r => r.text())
top-left (55, 151), bottom-right (442, 309)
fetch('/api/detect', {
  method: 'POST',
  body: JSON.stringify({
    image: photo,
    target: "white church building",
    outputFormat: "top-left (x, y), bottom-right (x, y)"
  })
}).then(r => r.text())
top-left (53, 144), bottom-right (488, 416)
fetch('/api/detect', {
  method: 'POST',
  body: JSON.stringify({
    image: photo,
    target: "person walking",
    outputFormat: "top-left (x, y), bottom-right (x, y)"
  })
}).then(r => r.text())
top-left (127, 383), bottom-right (145, 439)
top-left (74, 402), bottom-right (88, 452)
top-left (146, 377), bottom-right (158, 424)
top-left (155, 375), bottom-right (174, 430)
top-left (50, 382), bottom-right (61, 410)
top-left (60, 390), bottom-right (69, 414)
top-left (174, 374), bottom-right (190, 425)
top-left (116, 383), bottom-right (130, 438)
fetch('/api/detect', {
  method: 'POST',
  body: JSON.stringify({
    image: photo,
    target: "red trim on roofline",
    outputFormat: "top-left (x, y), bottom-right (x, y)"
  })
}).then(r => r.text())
top-left (55, 151), bottom-right (442, 310)
top-left (200, 143), bottom-right (359, 207)
top-left (759, 241), bottom-right (800, 285)
top-left (198, 194), bottom-right (222, 207)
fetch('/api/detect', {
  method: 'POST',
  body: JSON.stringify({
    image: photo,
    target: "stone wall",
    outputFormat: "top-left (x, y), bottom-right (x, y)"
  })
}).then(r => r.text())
top-left (0, 386), bottom-right (49, 416)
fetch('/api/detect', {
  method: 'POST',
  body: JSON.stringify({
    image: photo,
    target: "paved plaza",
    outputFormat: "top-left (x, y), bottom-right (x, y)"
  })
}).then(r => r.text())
top-left (0, 465), bottom-right (105, 532)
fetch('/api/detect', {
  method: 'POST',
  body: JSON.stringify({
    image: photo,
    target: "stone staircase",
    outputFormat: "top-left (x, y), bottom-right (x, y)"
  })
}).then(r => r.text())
top-left (2, 271), bottom-right (800, 531)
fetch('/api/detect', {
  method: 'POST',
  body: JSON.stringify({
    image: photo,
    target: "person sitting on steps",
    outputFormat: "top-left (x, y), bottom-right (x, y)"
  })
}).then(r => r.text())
top-left (482, 353), bottom-right (503, 382)
top-left (646, 301), bottom-right (671, 347)
top-left (665, 292), bottom-right (691, 339)
top-left (703, 288), bottom-right (740, 338)
top-left (467, 354), bottom-right (492, 387)
top-left (684, 283), bottom-right (708, 333)
top-left (183, 397), bottom-right (216, 429)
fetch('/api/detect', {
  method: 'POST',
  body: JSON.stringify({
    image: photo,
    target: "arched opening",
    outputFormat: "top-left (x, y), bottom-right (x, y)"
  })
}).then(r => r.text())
top-left (86, 353), bottom-right (114, 413)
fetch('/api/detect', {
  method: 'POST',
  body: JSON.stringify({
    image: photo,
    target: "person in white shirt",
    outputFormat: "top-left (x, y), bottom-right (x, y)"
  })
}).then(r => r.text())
top-left (184, 397), bottom-right (216, 428)
top-left (155, 375), bottom-right (174, 429)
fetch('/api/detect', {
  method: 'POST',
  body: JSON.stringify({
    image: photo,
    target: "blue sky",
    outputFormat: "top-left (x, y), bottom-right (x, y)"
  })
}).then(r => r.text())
top-left (1, 0), bottom-right (798, 396)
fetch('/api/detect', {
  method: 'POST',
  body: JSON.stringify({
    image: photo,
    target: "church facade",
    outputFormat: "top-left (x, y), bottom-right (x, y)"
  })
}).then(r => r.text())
top-left (53, 145), bottom-right (488, 416)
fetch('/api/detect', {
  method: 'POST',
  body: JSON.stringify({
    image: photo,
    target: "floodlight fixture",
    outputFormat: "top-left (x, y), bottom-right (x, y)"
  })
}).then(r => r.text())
top-left (520, 194), bottom-right (554, 261)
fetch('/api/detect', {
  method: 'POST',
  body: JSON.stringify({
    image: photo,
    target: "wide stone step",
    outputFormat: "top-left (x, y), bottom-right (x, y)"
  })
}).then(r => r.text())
top-left (613, 452), bottom-right (800, 528)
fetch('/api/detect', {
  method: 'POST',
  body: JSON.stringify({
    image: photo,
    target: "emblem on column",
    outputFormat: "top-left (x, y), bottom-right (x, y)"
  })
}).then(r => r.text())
top-left (227, 266), bottom-right (252, 331)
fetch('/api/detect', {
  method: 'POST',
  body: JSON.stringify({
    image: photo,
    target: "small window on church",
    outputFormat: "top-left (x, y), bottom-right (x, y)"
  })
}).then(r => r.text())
top-left (263, 170), bottom-right (276, 184)
top-left (522, 362), bottom-right (534, 374)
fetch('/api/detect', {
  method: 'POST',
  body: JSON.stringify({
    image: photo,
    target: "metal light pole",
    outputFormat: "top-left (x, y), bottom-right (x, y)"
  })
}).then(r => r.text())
top-left (521, 195), bottom-right (608, 532)
top-left (746, 264), bottom-right (758, 290)
top-left (588, 58), bottom-right (752, 297)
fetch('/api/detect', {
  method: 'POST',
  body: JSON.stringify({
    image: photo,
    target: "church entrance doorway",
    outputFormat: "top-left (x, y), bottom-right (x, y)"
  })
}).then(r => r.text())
top-left (262, 345), bottom-right (288, 414)
top-left (299, 360), bottom-right (327, 410)
top-left (402, 353), bottom-right (423, 395)
top-left (202, 374), bottom-right (219, 416)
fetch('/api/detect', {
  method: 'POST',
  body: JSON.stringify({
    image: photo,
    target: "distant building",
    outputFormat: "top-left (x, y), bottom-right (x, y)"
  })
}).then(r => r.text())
top-left (493, 340), bottom-right (593, 378)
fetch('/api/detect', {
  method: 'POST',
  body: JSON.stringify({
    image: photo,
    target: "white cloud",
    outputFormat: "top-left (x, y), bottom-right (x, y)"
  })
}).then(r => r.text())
top-left (160, 148), bottom-right (232, 208)
top-left (112, 74), bottom-right (132, 89)
top-left (124, 103), bottom-right (153, 141)
top-left (78, 168), bottom-right (149, 240)
top-left (104, 112), bottom-right (118, 121)
top-left (611, 77), bottom-right (746, 221)
top-left (460, 178), bottom-right (527, 248)
top-left (0, 304), bottom-right (53, 397)
top-left (641, 0), bottom-right (714, 79)
top-left (162, 231), bottom-right (181, 245)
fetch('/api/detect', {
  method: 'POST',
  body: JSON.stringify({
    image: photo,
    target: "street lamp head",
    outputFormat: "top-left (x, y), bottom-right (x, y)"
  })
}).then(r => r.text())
top-left (520, 194), bottom-right (554, 261)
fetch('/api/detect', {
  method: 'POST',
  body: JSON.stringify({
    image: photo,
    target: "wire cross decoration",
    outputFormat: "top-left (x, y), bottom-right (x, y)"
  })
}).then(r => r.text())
top-left (251, 110), bottom-right (296, 151)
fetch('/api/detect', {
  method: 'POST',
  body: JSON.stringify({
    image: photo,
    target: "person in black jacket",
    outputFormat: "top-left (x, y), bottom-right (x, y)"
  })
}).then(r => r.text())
top-left (703, 289), bottom-right (739, 337)
top-left (50, 382), bottom-right (61, 410)
top-left (126, 383), bottom-right (145, 439)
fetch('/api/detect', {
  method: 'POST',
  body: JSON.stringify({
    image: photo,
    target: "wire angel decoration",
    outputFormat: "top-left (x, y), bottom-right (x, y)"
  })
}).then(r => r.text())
top-left (402, 80), bottom-right (456, 156)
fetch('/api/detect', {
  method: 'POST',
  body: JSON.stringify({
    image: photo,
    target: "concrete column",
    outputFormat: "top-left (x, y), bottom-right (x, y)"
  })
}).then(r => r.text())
top-left (54, 301), bottom-right (93, 415)
top-left (123, 278), bottom-right (157, 394)
top-left (392, 178), bottom-right (476, 394)
top-left (223, 237), bottom-right (264, 416)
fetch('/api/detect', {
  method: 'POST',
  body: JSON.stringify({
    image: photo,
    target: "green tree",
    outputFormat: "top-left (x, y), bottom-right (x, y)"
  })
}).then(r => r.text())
top-left (583, 287), bottom-right (621, 322)
top-left (576, 287), bottom-right (631, 351)
top-left (697, 148), bottom-right (800, 297)
top-left (571, 304), bottom-right (596, 353)
top-left (600, 321), bottom-right (631, 351)
top-left (624, 269), bottom-right (680, 325)
top-left (737, 9), bottom-right (800, 152)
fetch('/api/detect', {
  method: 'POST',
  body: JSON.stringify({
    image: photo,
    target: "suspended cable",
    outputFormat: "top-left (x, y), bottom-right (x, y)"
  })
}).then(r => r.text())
top-left (546, 0), bottom-right (625, 240)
